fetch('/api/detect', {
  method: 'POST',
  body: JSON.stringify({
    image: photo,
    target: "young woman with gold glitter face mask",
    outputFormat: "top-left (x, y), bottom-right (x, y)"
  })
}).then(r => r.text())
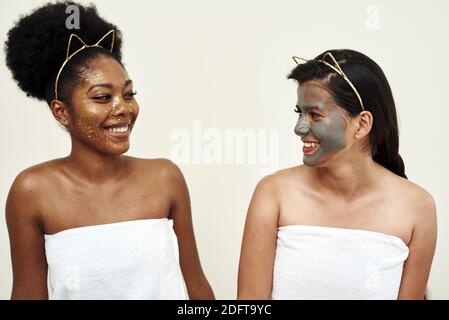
top-left (5, 2), bottom-right (214, 300)
top-left (56, 57), bottom-right (139, 156)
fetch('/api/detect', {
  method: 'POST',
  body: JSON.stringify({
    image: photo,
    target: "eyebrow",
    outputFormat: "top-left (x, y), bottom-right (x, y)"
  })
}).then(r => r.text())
top-left (296, 104), bottom-right (323, 112)
top-left (87, 79), bottom-right (133, 93)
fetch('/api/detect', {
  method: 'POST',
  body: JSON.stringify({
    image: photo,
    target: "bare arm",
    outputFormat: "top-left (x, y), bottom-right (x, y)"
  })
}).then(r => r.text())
top-left (165, 161), bottom-right (215, 299)
top-left (397, 192), bottom-right (437, 300)
top-left (237, 175), bottom-right (279, 299)
top-left (6, 172), bottom-right (48, 299)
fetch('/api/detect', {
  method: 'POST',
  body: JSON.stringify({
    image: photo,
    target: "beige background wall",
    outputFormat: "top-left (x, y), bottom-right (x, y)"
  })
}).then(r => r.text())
top-left (1, 0), bottom-right (448, 299)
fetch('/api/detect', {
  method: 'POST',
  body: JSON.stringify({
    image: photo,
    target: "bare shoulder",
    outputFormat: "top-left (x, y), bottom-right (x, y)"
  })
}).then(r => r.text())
top-left (8, 159), bottom-right (63, 199)
top-left (404, 179), bottom-right (436, 227)
top-left (6, 159), bottom-right (64, 224)
top-left (272, 165), bottom-right (308, 182)
top-left (250, 165), bottom-right (309, 203)
top-left (385, 172), bottom-right (437, 227)
top-left (393, 175), bottom-right (434, 209)
top-left (262, 165), bottom-right (309, 194)
top-left (128, 156), bottom-right (185, 184)
top-left (249, 166), bottom-right (307, 210)
top-left (253, 169), bottom-right (282, 197)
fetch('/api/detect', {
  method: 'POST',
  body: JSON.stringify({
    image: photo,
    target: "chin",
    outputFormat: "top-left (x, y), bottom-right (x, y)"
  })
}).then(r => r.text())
top-left (98, 142), bottom-right (130, 155)
top-left (303, 152), bottom-right (343, 168)
top-left (303, 155), bottom-right (318, 167)
top-left (110, 145), bottom-right (130, 155)
top-left (303, 159), bottom-right (320, 167)
top-left (302, 154), bottom-right (329, 167)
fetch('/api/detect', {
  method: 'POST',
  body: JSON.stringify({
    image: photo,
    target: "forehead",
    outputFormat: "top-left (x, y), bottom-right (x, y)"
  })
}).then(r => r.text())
top-left (81, 56), bottom-right (129, 85)
top-left (297, 81), bottom-right (335, 108)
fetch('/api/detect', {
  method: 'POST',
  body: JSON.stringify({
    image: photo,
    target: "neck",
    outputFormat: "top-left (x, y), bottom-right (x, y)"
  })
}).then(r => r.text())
top-left (313, 152), bottom-right (380, 199)
top-left (64, 139), bottom-right (128, 183)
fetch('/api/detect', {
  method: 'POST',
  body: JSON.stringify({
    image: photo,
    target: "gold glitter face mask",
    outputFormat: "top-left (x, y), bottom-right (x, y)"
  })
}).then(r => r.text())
top-left (67, 53), bottom-right (137, 156)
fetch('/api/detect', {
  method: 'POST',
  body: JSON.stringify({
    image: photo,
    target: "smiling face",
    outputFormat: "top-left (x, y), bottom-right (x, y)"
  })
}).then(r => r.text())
top-left (294, 81), bottom-right (351, 167)
top-left (67, 55), bottom-right (139, 155)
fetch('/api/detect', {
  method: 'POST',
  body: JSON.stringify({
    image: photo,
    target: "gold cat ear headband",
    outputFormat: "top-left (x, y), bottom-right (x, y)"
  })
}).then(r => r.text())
top-left (54, 29), bottom-right (115, 101)
top-left (292, 52), bottom-right (365, 111)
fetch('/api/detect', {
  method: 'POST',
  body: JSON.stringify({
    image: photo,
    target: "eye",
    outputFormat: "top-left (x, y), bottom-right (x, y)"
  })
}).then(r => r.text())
top-left (124, 90), bottom-right (137, 100)
top-left (93, 94), bottom-right (111, 102)
top-left (310, 111), bottom-right (321, 120)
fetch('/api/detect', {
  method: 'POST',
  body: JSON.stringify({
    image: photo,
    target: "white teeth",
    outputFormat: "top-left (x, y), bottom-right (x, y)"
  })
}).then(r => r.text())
top-left (304, 142), bottom-right (319, 148)
top-left (107, 125), bottom-right (128, 133)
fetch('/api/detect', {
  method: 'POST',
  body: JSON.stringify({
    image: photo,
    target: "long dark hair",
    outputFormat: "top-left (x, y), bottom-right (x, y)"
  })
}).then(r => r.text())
top-left (288, 49), bottom-right (407, 179)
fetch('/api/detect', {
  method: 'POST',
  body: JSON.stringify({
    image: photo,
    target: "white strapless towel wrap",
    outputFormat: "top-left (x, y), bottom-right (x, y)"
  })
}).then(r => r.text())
top-left (44, 218), bottom-right (188, 299)
top-left (271, 225), bottom-right (409, 300)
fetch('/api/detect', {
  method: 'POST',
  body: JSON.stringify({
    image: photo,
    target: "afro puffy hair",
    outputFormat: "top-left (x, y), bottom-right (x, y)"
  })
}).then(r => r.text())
top-left (4, 1), bottom-right (122, 103)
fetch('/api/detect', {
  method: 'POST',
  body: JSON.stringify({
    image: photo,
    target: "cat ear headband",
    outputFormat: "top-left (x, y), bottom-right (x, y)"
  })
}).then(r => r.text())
top-left (54, 29), bottom-right (115, 100)
top-left (292, 52), bottom-right (365, 111)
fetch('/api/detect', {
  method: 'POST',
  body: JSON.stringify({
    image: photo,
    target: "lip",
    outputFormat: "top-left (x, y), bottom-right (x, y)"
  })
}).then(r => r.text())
top-left (302, 140), bottom-right (321, 155)
top-left (301, 139), bottom-right (320, 143)
top-left (102, 119), bottom-right (132, 128)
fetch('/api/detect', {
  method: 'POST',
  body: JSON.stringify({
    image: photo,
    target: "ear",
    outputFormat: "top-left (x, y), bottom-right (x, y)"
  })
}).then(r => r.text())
top-left (50, 100), bottom-right (71, 127)
top-left (354, 111), bottom-right (373, 139)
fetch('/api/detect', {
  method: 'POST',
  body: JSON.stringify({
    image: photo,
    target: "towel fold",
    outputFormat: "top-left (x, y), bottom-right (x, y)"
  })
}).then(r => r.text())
top-left (271, 225), bottom-right (409, 300)
top-left (44, 218), bottom-right (188, 300)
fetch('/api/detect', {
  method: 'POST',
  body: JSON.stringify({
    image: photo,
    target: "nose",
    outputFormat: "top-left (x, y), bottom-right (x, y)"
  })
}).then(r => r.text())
top-left (294, 117), bottom-right (310, 136)
top-left (111, 96), bottom-right (131, 117)
top-left (295, 126), bottom-right (310, 136)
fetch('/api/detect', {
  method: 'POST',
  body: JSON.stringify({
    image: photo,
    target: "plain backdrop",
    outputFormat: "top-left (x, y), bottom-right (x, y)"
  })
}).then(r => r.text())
top-left (1, 0), bottom-right (448, 299)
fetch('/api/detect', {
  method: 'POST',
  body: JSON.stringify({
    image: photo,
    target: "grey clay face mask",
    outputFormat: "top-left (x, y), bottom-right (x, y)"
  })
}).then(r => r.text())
top-left (294, 82), bottom-right (348, 166)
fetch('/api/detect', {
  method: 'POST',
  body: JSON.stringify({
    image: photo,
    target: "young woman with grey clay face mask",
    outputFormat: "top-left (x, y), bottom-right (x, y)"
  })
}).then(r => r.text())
top-left (4, 2), bottom-right (214, 300)
top-left (238, 49), bottom-right (437, 300)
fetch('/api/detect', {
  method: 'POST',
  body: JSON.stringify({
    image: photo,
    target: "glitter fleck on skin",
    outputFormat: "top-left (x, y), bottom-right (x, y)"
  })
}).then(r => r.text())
top-left (75, 106), bottom-right (100, 142)
top-left (83, 71), bottom-right (106, 84)
top-left (81, 70), bottom-right (105, 87)
top-left (111, 96), bottom-right (120, 113)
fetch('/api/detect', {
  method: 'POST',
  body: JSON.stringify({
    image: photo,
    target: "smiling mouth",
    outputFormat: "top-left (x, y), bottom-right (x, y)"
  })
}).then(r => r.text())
top-left (302, 141), bottom-right (321, 155)
top-left (103, 124), bottom-right (130, 139)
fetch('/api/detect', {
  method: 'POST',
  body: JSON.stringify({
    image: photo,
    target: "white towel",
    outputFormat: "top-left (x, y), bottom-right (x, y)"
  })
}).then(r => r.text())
top-left (271, 225), bottom-right (409, 300)
top-left (44, 218), bottom-right (188, 300)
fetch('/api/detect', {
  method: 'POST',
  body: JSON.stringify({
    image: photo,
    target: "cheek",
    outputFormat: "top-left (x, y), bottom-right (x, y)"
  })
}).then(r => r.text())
top-left (311, 114), bottom-right (346, 149)
top-left (74, 102), bottom-right (106, 138)
top-left (75, 112), bottom-right (95, 138)
top-left (131, 102), bottom-right (139, 119)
